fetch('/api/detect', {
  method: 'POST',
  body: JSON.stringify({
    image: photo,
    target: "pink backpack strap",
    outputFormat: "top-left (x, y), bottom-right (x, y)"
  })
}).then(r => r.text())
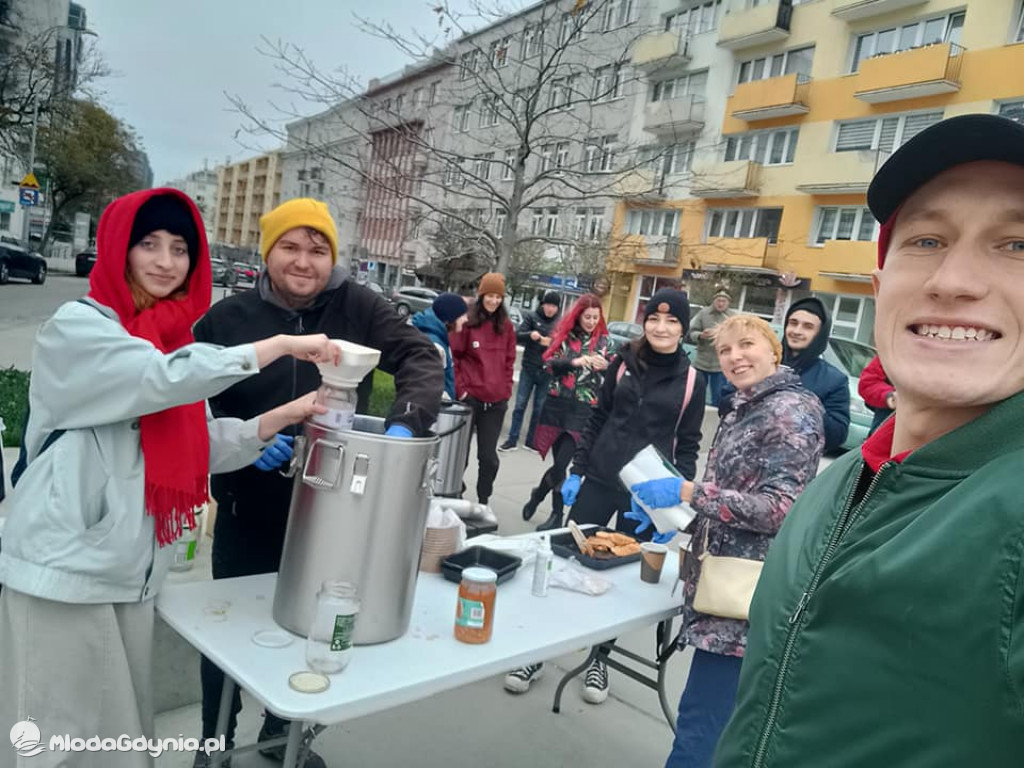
top-left (616, 359), bottom-right (626, 385)
top-left (671, 366), bottom-right (698, 462)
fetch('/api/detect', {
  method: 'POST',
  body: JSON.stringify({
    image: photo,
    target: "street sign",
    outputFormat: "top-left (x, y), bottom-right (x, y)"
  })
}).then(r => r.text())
top-left (0, 200), bottom-right (15, 214)
top-left (18, 172), bottom-right (40, 190)
top-left (19, 188), bottom-right (39, 207)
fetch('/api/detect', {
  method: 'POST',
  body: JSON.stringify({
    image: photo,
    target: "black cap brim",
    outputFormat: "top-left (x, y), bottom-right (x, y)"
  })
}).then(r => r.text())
top-left (867, 114), bottom-right (1024, 224)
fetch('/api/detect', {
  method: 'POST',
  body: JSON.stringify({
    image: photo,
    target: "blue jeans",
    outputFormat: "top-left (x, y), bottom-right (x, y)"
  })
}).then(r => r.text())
top-left (701, 370), bottom-right (726, 408)
top-left (665, 649), bottom-right (743, 768)
top-left (507, 365), bottom-right (548, 446)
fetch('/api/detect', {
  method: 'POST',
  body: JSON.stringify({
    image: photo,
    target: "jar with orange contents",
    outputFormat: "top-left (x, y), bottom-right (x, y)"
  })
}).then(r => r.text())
top-left (454, 567), bottom-right (497, 644)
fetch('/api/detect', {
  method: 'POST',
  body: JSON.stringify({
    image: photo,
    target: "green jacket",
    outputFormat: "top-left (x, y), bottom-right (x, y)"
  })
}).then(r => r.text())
top-left (715, 390), bottom-right (1024, 768)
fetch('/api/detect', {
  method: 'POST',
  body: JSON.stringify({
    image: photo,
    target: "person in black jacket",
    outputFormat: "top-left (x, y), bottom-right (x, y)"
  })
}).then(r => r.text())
top-left (191, 198), bottom-right (443, 768)
top-left (516, 288), bottom-right (705, 705)
top-left (499, 291), bottom-right (560, 452)
top-left (719, 297), bottom-right (850, 452)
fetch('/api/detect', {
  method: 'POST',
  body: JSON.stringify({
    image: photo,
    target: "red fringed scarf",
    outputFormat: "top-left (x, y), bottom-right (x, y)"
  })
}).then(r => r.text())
top-left (88, 188), bottom-right (213, 546)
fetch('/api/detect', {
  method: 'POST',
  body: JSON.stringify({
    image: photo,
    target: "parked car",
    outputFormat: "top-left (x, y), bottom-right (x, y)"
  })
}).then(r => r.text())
top-left (507, 306), bottom-right (524, 328)
top-left (364, 280), bottom-right (385, 297)
top-left (607, 321), bottom-right (643, 352)
top-left (74, 249), bottom-right (97, 277)
top-left (232, 261), bottom-right (258, 283)
top-left (211, 258), bottom-right (237, 287)
top-left (0, 244), bottom-right (46, 285)
top-left (822, 336), bottom-right (876, 452)
top-left (390, 286), bottom-right (438, 317)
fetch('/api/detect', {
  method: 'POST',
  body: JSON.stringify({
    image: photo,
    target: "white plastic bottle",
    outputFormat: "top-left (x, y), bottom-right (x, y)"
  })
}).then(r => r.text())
top-left (532, 535), bottom-right (553, 597)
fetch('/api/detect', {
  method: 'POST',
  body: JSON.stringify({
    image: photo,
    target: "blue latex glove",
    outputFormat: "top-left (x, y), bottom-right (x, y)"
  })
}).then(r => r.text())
top-left (624, 499), bottom-right (676, 545)
top-left (385, 424), bottom-right (414, 438)
top-left (253, 434), bottom-right (294, 471)
top-left (630, 477), bottom-right (684, 511)
top-left (561, 474), bottom-right (582, 506)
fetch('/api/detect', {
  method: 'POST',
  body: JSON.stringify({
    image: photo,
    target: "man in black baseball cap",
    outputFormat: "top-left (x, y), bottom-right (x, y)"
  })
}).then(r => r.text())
top-left (714, 113), bottom-right (1024, 766)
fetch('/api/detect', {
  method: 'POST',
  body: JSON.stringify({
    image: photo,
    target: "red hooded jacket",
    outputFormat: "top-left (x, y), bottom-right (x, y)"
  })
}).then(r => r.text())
top-left (450, 316), bottom-right (516, 403)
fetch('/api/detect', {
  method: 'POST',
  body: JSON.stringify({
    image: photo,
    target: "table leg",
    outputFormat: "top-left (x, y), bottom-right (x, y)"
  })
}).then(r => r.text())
top-left (551, 646), bottom-right (601, 714)
top-left (281, 720), bottom-right (306, 768)
top-left (210, 675), bottom-right (236, 768)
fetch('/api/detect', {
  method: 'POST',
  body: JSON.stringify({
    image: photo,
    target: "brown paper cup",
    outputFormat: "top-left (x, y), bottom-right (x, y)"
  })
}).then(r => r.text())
top-left (640, 542), bottom-right (668, 584)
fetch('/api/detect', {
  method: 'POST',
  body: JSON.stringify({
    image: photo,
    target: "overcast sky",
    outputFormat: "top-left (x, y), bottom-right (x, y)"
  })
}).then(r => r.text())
top-left (84, 0), bottom-right (482, 184)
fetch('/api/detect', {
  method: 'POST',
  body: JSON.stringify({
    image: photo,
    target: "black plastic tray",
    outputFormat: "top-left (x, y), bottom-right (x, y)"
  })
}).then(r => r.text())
top-left (549, 527), bottom-right (643, 570)
top-left (441, 546), bottom-right (523, 585)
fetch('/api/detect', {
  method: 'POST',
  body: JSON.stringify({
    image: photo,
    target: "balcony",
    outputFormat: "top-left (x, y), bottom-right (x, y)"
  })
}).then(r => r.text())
top-left (688, 238), bottom-right (772, 269)
top-left (612, 169), bottom-right (666, 202)
top-left (690, 160), bottom-right (762, 198)
top-left (816, 240), bottom-right (876, 281)
top-left (795, 150), bottom-right (883, 195)
top-left (731, 73), bottom-right (810, 122)
top-left (624, 236), bottom-right (681, 266)
top-left (854, 43), bottom-right (964, 103)
top-left (831, 0), bottom-right (926, 22)
top-left (718, 0), bottom-right (792, 51)
top-left (643, 95), bottom-right (706, 139)
top-left (631, 31), bottom-right (691, 76)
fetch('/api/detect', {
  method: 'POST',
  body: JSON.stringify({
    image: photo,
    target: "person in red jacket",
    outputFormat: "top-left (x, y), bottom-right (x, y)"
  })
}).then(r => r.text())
top-left (858, 354), bottom-right (895, 434)
top-left (450, 272), bottom-right (517, 505)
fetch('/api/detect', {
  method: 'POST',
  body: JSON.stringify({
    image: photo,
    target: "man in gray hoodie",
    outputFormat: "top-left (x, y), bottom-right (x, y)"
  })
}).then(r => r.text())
top-left (688, 290), bottom-right (735, 406)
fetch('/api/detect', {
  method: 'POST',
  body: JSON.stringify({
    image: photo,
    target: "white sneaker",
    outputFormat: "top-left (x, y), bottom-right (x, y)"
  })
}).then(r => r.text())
top-left (582, 657), bottom-right (609, 704)
top-left (504, 663), bottom-right (544, 693)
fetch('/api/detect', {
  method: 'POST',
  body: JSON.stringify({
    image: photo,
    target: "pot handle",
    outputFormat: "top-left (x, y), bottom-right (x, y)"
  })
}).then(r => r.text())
top-left (302, 439), bottom-right (345, 490)
top-left (280, 434), bottom-right (307, 479)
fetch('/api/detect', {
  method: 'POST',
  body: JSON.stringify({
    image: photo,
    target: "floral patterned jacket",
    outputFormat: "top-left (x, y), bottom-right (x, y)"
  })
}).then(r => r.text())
top-left (543, 329), bottom-right (613, 407)
top-left (680, 367), bottom-right (824, 658)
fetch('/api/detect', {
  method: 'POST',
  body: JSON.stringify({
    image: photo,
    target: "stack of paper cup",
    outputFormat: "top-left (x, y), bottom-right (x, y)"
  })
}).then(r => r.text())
top-left (619, 444), bottom-right (696, 534)
top-left (419, 527), bottom-right (461, 573)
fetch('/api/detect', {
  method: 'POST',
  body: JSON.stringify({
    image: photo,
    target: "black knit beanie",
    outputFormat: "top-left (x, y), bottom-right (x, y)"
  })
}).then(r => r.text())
top-left (541, 291), bottom-right (561, 308)
top-left (129, 195), bottom-right (200, 271)
top-left (644, 288), bottom-right (691, 333)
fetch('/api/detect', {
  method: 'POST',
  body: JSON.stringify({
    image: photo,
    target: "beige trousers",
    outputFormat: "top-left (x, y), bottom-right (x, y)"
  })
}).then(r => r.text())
top-left (0, 589), bottom-right (155, 768)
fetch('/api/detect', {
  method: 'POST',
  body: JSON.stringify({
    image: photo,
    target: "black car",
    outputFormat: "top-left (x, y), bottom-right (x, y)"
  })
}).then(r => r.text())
top-left (0, 244), bottom-right (47, 284)
top-left (75, 250), bottom-right (97, 277)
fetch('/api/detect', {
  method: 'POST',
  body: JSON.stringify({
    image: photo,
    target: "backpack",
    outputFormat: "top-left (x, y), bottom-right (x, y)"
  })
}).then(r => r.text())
top-left (615, 358), bottom-right (698, 465)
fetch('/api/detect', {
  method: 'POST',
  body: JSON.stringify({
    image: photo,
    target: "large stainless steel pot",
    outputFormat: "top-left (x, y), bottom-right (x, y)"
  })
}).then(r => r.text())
top-left (431, 401), bottom-right (472, 497)
top-left (273, 415), bottom-right (439, 644)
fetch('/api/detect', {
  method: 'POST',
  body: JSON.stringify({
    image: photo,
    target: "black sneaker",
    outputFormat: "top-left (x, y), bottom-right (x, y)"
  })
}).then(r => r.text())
top-left (582, 657), bottom-right (609, 704)
top-left (192, 751), bottom-right (231, 768)
top-left (257, 719), bottom-right (327, 767)
top-left (504, 663), bottom-right (544, 693)
top-left (497, 440), bottom-right (518, 452)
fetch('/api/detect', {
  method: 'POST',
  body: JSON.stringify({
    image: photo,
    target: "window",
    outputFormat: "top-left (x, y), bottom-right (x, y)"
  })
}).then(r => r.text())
top-left (814, 206), bottom-right (877, 244)
top-left (491, 35), bottom-right (512, 67)
top-left (503, 149), bottom-right (516, 180)
top-left (851, 12), bottom-right (965, 71)
top-left (473, 152), bottom-right (495, 181)
top-left (554, 142), bottom-right (571, 170)
top-left (641, 142), bottom-right (696, 176)
top-left (1017, 6), bottom-right (1024, 42)
top-left (999, 99), bottom-right (1024, 125)
top-left (460, 50), bottom-right (479, 80)
top-left (594, 63), bottom-right (625, 102)
top-left (599, 135), bottom-right (616, 172)
top-left (724, 127), bottom-right (798, 165)
top-left (705, 207), bottom-right (783, 243)
top-left (531, 209), bottom-right (544, 235)
top-left (737, 45), bottom-right (814, 84)
top-left (454, 103), bottom-right (473, 132)
top-left (573, 207), bottom-right (604, 240)
top-left (429, 82), bottom-right (439, 106)
top-left (603, 0), bottom-right (635, 30)
top-left (494, 210), bottom-right (507, 237)
top-left (544, 208), bottom-right (560, 237)
top-left (478, 97), bottom-right (499, 128)
top-left (412, 88), bottom-right (424, 108)
top-left (549, 75), bottom-right (578, 111)
top-left (664, 1), bottom-right (721, 35)
top-left (0, 212), bottom-right (9, 231)
top-left (835, 111), bottom-right (941, 152)
top-left (625, 208), bottom-right (680, 236)
top-left (445, 160), bottom-right (465, 186)
top-left (395, 94), bottom-right (404, 112)
top-left (522, 24), bottom-right (544, 58)
top-left (650, 70), bottom-right (707, 102)
top-left (540, 144), bottom-right (554, 173)
top-left (559, 11), bottom-right (584, 44)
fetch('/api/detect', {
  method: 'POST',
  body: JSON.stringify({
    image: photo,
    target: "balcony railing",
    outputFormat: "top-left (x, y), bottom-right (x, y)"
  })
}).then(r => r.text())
top-left (854, 42), bottom-right (964, 103)
top-left (690, 160), bottom-right (762, 198)
top-left (642, 94), bottom-right (706, 138)
top-left (687, 238), bottom-right (772, 269)
top-left (718, 0), bottom-right (792, 51)
top-left (631, 31), bottom-right (691, 75)
top-left (816, 239), bottom-right (876, 281)
top-left (625, 236), bottom-right (681, 266)
top-left (831, 0), bottom-right (927, 22)
top-left (795, 149), bottom-right (885, 195)
top-left (731, 73), bottom-right (810, 122)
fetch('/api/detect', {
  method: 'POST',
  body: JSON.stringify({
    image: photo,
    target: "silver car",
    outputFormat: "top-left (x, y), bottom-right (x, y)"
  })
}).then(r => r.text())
top-left (390, 286), bottom-right (439, 317)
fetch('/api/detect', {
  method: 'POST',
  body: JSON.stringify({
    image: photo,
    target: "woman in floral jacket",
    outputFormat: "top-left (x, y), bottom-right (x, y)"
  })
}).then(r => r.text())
top-left (523, 293), bottom-right (612, 531)
top-left (631, 314), bottom-right (825, 768)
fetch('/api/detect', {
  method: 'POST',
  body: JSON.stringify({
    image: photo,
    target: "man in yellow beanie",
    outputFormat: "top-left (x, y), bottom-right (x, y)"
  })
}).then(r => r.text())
top-left (191, 198), bottom-right (443, 767)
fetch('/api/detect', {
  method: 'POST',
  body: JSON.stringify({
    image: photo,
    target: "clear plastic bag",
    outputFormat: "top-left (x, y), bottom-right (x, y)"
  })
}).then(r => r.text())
top-left (549, 558), bottom-right (613, 596)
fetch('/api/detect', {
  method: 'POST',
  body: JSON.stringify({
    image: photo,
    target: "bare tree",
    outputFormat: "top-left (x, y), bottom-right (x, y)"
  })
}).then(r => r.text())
top-left (230, 0), bottom-right (700, 275)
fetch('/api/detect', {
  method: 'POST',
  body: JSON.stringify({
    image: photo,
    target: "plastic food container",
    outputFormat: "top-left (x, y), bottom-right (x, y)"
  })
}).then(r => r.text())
top-left (441, 546), bottom-right (522, 585)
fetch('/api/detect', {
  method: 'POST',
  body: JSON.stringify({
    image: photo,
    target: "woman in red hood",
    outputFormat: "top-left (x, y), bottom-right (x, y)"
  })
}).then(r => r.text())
top-left (0, 188), bottom-right (340, 758)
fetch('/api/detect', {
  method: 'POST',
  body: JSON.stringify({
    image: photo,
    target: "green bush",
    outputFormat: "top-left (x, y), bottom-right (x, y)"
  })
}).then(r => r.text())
top-left (0, 367), bottom-right (30, 448)
top-left (367, 370), bottom-right (396, 418)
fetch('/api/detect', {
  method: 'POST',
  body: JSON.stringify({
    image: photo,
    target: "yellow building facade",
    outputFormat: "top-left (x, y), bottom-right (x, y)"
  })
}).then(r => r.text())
top-left (607, 0), bottom-right (1024, 345)
top-left (213, 152), bottom-right (283, 249)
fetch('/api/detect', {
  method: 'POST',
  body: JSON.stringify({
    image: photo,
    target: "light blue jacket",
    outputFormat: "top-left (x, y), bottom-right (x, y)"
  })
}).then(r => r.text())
top-left (0, 298), bottom-right (271, 604)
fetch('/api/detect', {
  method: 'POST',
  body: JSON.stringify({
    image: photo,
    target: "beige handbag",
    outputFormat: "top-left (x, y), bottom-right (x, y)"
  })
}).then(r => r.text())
top-left (691, 523), bottom-right (764, 621)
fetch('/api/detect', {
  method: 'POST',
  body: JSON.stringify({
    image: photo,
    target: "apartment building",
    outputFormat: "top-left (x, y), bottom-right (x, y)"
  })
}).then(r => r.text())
top-left (610, 0), bottom-right (1024, 344)
top-left (164, 165), bottom-right (218, 237)
top-left (213, 151), bottom-right (282, 250)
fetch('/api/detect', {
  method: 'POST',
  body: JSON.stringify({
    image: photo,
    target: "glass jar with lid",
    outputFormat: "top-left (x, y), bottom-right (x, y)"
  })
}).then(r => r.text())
top-left (311, 383), bottom-right (357, 431)
top-left (306, 581), bottom-right (360, 674)
top-left (454, 567), bottom-right (497, 644)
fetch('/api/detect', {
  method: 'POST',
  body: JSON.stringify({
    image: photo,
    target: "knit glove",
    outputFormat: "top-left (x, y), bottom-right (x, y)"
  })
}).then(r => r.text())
top-left (253, 434), bottom-right (294, 471)
top-left (560, 474), bottom-right (582, 506)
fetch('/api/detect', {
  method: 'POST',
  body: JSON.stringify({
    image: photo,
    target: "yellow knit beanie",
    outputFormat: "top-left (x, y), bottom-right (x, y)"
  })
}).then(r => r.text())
top-left (259, 198), bottom-right (338, 263)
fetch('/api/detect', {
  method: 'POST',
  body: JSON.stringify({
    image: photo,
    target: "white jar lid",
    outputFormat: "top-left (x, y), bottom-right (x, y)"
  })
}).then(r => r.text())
top-left (289, 671), bottom-right (330, 694)
top-left (461, 567), bottom-right (497, 584)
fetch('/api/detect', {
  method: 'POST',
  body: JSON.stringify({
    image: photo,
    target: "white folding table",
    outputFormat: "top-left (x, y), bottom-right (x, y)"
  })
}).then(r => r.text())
top-left (157, 550), bottom-right (681, 767)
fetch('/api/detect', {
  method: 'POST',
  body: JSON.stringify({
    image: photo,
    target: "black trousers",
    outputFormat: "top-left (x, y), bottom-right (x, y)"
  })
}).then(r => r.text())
top-left (200, 503), bottom-right (290, 743)
top-left (567, 476), bottom-right (652, 541)
top-left (464, 397), bottom-right (507, 504)
top-left (531, 433), bottom-right (576, 516)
